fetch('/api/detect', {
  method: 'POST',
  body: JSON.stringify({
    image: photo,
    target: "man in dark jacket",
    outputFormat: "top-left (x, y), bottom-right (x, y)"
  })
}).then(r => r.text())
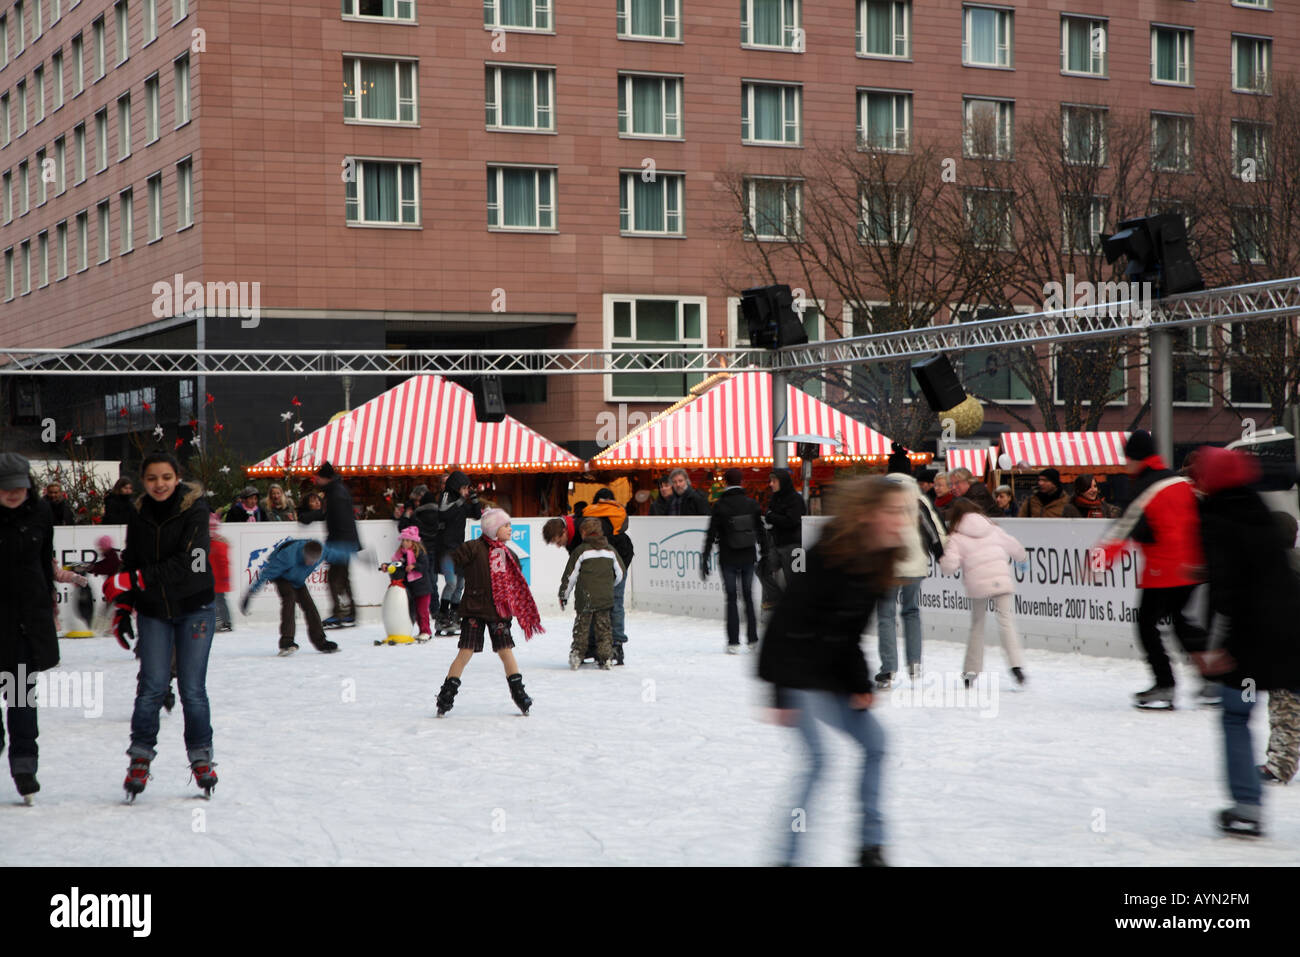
top-left (42, 482), bottom-right (76, 525)
top-left (305, 463), bottom-right (361, 627)
top-left (1187, 446), bottom-right (1300, 837)
top-left (430, 470), bottom-right (482, 634)
top-left (1017, 469), bottom-right (1069, 518)
top-left (702, 469), bottom-right (765, 652)
top-left (762, 468), bottom-right (805, 608)
top-left (947, 467), bottom-right (1000, 519)
top-left (226, 486), bottom-right (269, 523)
top-left (649, 476), bottom-right (675, 516)
top-left (668, 468), bottom-right (710, 516)
top-left (0, 453), bottom-right (58, 802)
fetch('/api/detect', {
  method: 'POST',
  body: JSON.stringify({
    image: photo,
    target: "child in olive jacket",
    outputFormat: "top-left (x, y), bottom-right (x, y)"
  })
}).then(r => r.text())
top-left (558, 518), bottom-right (625, 670)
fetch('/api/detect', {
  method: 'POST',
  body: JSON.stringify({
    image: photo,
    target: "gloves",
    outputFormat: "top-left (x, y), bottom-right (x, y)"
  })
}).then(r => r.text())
top-left (112, 604), bottom-right (135, 650)
top-left (699, 553), bottom-right (711, 581)
top-left (239, 590), bottom-right (252, 616)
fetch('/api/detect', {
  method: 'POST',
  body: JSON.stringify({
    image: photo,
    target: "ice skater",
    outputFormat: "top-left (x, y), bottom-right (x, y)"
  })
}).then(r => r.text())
top-left (209, 513), bottom-right (233, 633)
top-left (940, 499), bottom-right (1027, 688)
top-left (558, 517), bottom-right (625, 670)
top-left (759, 476), bottom-right (905, 867)
top-left (1260, 511), bottom-right (1300, 785)
top-left (388, 525), bottom-right (434, 642)
top-left (434, 509), bottom-right (542, 717)
top-left (240, 538), bottom-right (341, 655)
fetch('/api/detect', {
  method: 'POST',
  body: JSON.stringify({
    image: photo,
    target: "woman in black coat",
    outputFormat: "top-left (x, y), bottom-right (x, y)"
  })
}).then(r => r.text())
top-left (0, 453), bottom-right (58, 802)
top-left (1189, 447), bottom-right (1300, 837)
top-left (103, 477), bottom-right (136, 525)
top-left (119, 452), bottom-right (218, 800)
top-left (758, 475), bottom-right (909, 867)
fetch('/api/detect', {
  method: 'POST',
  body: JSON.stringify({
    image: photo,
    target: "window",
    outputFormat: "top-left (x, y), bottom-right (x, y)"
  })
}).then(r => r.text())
top-left (741, 82), bottom-right (800, 145)
top-left (345, 158), bottom-right (421, 226)
top-left (1151, 26), bottom-right (1192, 86)
top-left (1, 170), bottom-right (9, 221)
top-left (741, 0), bottom-right (802, 51)
top-left (1227, 324), bottom-right (1268, 405)
top-left (3, 247), bottom-right (11, 300)
top-left (71, 33), bottom-right (83, 95)
top-left (118, 187), bottom-right (132, 253)
top-left (14, 2), bottom-right (23, 54)
top-left (857, 0), bottom-right (909, 59)
top-left (142, 0), bottom-right (155, 43)
top-left (95, 107), bottom-right (107, 170)
top-left (53, 135), bottom-right (64, 193)
top-left (485, 165), bottom-right (552, 230)
top-left (342, 57), bottom-right (417, 124)
top-left (606, 295), bottom-right (707, 400)
top-left (117, 92), bottom-right (130, 158)
top-left (37, 230), bottom-right (47, 286)
top-left (32, 0), bottom-right (40, 37)
top-left (1232, 120), bottom-right (1271, 181)
top-left (1052, 344), bottom-right (1126, 406)
top-left (1172, 327), bottom-right (1210, 405)
top-left (92, 17), bottom-right (105, 80)
top-left (617, 0), bottom-right (679, 41)
top-left (33, 65), bottom-right (43, 124)
top-left (52, 51), bottom-right (63, 110)
top-left (20, 239), bottom-right (29, 295)
top-left (146, 171), bottom-right (160, 240)
top-left (963, 96), bottom-right (1013, 159)
top-left (18, 159), bottom-right (27, 214)
top-left (1233, 0), bottom-right (1270, 7)
top-left (176, 155), bottom-right (191, 227)
top-left (342, 0), bottom-right (414, 21)
top-left (859, 182), bottom-right (912, 245)
top-left (144, 73), bottom-right (158, 141)
top-left (619, 170), bottom-right (683, 235)
top-left (1232, 35), bottom-right (1271, 94)
top-left (0, 16), bottom-right (6, 69)
top-left (1062, 105), bottom-right (1106, 166)
top-left (858, 89), bottom-right (910, 152)
top-left (953, 307), bottom-right (1033, 402)
top-left (963, 5), bottom-right (1013, 68)
top-left (1151, 112), bottom-right (1191, 173)
top-left (1231, 205), bottom-right (1268, 265)
top-left (1061, 193), bottom-right (1106, 254)
top-left (16, 79), bottom-right (26, 135)
top-left (965, 187), bottom-right (1013, 250)
top-left (96, 198), bottom-right (108, 262)
top-left (52, 0), bottom-right (61, 23)
top-left (743, 177), bottom-right (801, 241)
top-left (618, 73), bottom-right (682, 138)
top-left (483, 0), bottom-right (550, 31)
top-left (114, 1), bottom-right (128, 64)
top-left (0, 95), bottom-right (8, 147)
top-left (34, 147), bottom-right (45, 205)
top-left (55, 219), bottom-right (66, 279)
top-left (173, 0), bottom-right (188, 22)
top-left (484, 65), bottom-right (554, 132)
top-left (73, 122), bottom-right (85, 181)
top-left (173, 53), bottom-right (189, 125)
top-left (75, 209), bottom-right (87, 270)
top-left (729, 297), bottom-right (825, 396)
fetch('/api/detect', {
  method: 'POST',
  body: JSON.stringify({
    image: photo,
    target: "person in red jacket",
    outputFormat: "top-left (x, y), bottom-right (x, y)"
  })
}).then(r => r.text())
top-left (1095, 431), bottom-right (1211, 710)
top-left (208, 513), bottom-right (233, 632)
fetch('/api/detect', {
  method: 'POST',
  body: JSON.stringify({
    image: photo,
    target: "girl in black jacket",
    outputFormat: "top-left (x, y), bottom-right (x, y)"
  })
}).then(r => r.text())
top-left (758, 475), bottom-right (909, 866)
top-left (0, 453), bottom-right (58, 802)
top-left (120, 452), bottom-right (218, 800)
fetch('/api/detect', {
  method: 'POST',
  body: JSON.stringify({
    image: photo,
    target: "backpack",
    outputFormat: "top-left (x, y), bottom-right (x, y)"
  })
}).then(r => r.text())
top-left (724, 512), bottom-right (758, 551)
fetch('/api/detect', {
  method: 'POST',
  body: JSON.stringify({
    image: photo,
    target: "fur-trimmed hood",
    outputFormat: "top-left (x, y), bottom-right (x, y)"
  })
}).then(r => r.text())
top-left (133, 481), bottom-right (208, 517)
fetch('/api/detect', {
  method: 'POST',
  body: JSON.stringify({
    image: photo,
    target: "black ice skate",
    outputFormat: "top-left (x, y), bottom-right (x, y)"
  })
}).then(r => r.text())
top-left (1011, 667), bottom-right (1026, 686)
top-left (1134, 685), bottom-right (1175, 710)
top-left (1217, 807), bottom-right (1263, 838)
top-left (124, 756), bottom-right (152, 802)
top-left (278, 641), bottom-right (299, 657)
top-left (191, 760), bottom-right (218, 798)
top-left (875, 671), bottom-right (893, 689)
top-left (14, 773), bottom-right (39, 805)
top-left (859, 846), bottom-right (888, 867)
top-left (435, 676), bottom-right (461, 717)
top-left (507, 673), bottom-right (532, 715)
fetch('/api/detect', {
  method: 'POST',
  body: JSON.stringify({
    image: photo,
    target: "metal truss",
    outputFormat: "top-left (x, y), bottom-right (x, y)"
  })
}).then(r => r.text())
top-left (1, 277), bottom-right (1297, 377)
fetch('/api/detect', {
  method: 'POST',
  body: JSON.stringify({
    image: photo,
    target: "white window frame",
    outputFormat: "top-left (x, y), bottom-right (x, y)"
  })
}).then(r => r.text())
top-left (1150, 25), bottom-right (1193, 87)
top-left (1049, 341), bottom-right (1128, 407)
top-left (55, 219), bottom-right (66, 279)
top-left (857, 88), bottom-right (911, 153)
top-left (144, 72), bottom-right (159, 142)
top-left (146, 172), bottom-right (161, 241)
top-left (341, 0), bottom-right (414, 23)
top-left (964, 186), bottom-right (1014, 251)
top-left (114, 0), bottom-right (128, 65)
top-left (1231, 205), bottom-right (1268, 265)
top-left (95, 108), bottom-right (107, 171)
top-left (1, 170), bottom-right (10, 222)
top-left (18, 159), bottom-right (28, 215)
top-left (962, 4), bottom-right (1013, 69)
top-left (1231, 119), bottom-right (1271, 181)
top-left (33, 64), bottom-right (44, 124)
top-left (858, 181), bottom-right (913, 246)
top-left (119, 186), bottom-right (133, 253)
top-left (619, 169), bottom-right (684, 237)
top-left (15, 1), bottom-right (24, 55)
top-left (96, 198), bottom-right (109, 263)
top-left (617, 72), bottom-right (683, 139)
top-left (92, 17), bottom-right (105, 80)
top-left (173, 53), bottom-right (189, 126)
top-left (485, 163), bottom-right (555, 232)
top-left (603, 293), bottom-right (709, 403)
top-left (483, 0), bottom-right (552, 33)
top-left (53, 135), bottom-right (64, 193)
top-left (484, 63), bottom-right (555, 133)
top-left (32, 0), bottom-right (41, 38)
top-left (343, 55), bottom-right (418, 126)
top-left (1231, 0), bottom-right (1270, 8)
top-left (75, 208), bottom-right (88, 271)
top-left (38, 231), bottom-right (48, 288)
top-left (142, 0), bottom-right (156, 44)
top-left (173, 0), bottom-right (189, 23)
top-left (1231, 34), bottom-right (1271, 94)
top-left (741, 81), bottom-right (801, 146)
top-left (741, 0), bottom-right (803, 52)
top-left (71, 33), bottom-right (84, 96)
top-left (34, 147), bottom-right (45, 206)
top-left (344, 156), bottom-right (422, 227)
top-left (1151, 112), bottom-right (1192, 174)
top-left (1061, 104), bottom-right (1107, 167)
top-left (52, 50), bottom-right (64, 111)
top-left (1172, 325), bottom-right (1213, 408)
top-left (176, 155), bottom-right (192, 229)
top-left (857, 0), bottom-right (910, 60)
top-left (962, 96), bottom-right (1013, 160)
top-left (1222, 325), bottom-right (1273, 409)
top-left (117, 91), bottom-right (131, 160)
top-left (616, 0), bottom-right (680, 42)
top-left (728, 295), bottom-right (826, 348)
top-left (0, 16), bottom-right (7, 69)
top-left (1061, 15), bottom-right (1106, 77)
top-left (1060, 193), bottom-right (1107, 255)
top-left (73, 122), bottom-right (85, 182)
top-left (743, 176), bottom-right (802, 242)
top-left (15, 79), bottom-right (26, 135)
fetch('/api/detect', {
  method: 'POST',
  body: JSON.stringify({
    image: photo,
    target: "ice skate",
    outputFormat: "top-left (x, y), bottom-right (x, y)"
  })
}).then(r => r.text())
top-left (415, 632), bottom-right (431, 643)
top-left (312, 638), bottom-right (340, 654)
top-left (1010, 667), bottom-right (1026, 686)
top-left (598, 658), bottom-right (612, 670)
top-left (278, 642), bottom-right (299, 657)
top-left (191, 760), bottom-right (218, 799)
top-left (908, 663), bottom-right (922, 683)
top-left (961, 672), bottom-right (977, 689)
top-left (507, 673), bottom-right (532, 715)
top-left (726, 644), bottom-right (741, 655)
top-left (569, 649), bottom-right (583, 670)
top-left (875, 671), bottom-right (893, 690)
top-left (1133, 685), bottom-right (1175, 710)
top-left (124, 756), bottom-right (151, 802)
top-left (613, 642), bottom-right (625, 666)
top-left (435, 676), bottom-right (461, 717)
top-left (859, 846), bottom-right (887, 867)
top-left (1217, 807), bottom-right (1263, 838)
top-left (14, 773), bottom-right (38, 805)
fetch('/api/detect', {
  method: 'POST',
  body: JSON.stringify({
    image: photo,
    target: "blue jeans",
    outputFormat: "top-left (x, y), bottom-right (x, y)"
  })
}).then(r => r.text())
top-left (877, 579), bottom-right (922, 674)
top-left (1221, 682), bottom-right (1261, 810)
top-left (130, 605), bottom-right (216, 763)
top-left (721, 562), bottom-right (758, 645)
top-left (437, 550), bottom-right (465, 605)
top-left (785, 688), bottom-right (886, 863)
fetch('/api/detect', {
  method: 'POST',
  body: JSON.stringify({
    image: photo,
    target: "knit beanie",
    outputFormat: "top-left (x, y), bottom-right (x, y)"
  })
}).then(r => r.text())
top-left (1124, 430), bottom-right (1156, 462)
top-left (480, 508), bottom-right (511, 541)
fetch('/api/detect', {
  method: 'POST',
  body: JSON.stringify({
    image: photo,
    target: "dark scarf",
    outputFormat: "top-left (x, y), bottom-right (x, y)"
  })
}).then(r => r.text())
top-left (1036, 486), bottom-right (1063, 507)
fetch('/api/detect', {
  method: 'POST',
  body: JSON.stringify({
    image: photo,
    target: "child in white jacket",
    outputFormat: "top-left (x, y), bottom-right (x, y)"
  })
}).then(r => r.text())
top-left (939, 499), bottom-right (1028, 687)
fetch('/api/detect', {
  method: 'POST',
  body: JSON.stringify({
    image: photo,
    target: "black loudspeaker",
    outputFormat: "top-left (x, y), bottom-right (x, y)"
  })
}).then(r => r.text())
top-left (911, 354), bottom-right (966, 412)
top-left (796, 442), bottom-right (820, 462)
top-left (740, 284), bottom-right (809, 349)
top-left (1101, 214), bottom-right (1203, 296)
top-left (8, 378), bottom-right (41, 425)
top-left (472, 376), bottom-right (507, 423)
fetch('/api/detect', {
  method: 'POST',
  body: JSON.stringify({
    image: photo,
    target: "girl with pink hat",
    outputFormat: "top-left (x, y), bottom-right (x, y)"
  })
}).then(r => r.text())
top-left (389, 525), bottom-right (434, 641)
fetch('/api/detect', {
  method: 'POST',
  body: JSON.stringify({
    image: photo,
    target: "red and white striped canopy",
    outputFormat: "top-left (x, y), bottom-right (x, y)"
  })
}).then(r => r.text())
top-left (592, 372), bottom-right (899, 466)
top-left (945, 447), bottom-right (995, 477)
top-left (999, 432), bottom-right (1131, 469)
top-left (247, 375), bottom-right (583, 475)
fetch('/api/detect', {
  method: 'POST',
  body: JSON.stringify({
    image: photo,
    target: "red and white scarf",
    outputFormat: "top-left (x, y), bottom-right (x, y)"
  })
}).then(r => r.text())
top-left (486, 538), bottom-right (544, 640)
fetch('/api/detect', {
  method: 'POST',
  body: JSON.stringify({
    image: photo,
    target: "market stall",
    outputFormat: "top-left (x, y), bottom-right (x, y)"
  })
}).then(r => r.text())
top-left (995, 431), bottom-right (1132, 503)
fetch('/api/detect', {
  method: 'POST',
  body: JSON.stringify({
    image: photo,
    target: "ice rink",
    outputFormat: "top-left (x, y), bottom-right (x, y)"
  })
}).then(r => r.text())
top-left (6, 610), bottom-right (1296, 866)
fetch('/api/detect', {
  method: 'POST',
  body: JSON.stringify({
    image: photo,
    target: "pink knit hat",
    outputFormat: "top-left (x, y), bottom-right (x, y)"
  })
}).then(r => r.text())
top-left (480, 508), bottom-right (511, 541)
top-left (399, 525), bottom-right (421, 542)
top-left (96, 535), bottom-right (115, 552)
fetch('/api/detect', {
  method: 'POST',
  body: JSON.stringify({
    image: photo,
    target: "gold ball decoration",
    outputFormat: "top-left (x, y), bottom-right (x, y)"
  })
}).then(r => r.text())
top-left (938, 394), bottom-right (984, 437)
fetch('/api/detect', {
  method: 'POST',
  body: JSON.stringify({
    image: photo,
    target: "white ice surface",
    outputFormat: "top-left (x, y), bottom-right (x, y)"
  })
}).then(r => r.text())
top-left (5, 611), bottom-right (1296, 866)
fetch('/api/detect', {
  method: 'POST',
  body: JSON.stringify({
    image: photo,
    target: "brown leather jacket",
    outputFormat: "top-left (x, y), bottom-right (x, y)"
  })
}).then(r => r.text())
top-left (452, 536), bottom-right (505, 621)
